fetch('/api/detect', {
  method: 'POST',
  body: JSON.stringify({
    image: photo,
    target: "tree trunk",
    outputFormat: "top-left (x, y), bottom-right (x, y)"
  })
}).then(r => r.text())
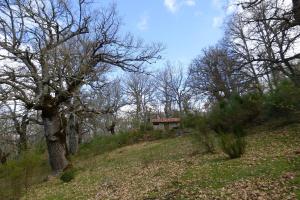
top-left (109, 122), bottom-right (116, 135)
top-left (178, 100), bottom-right (183, 116)
top-left (68, 113), bottom-right (79, 155)
top-left (266, 72), bottom-right (274, 92)
top-left (18, 115), bottom-right (29, 153)
top-left (18, 130), bottom-right (27, 153)
top-left (78, 127), bottom-right (83, 144)
top-left (42, 109), bottom-right (68, 174)
top-left (0, 148), bottom-right (9, 164)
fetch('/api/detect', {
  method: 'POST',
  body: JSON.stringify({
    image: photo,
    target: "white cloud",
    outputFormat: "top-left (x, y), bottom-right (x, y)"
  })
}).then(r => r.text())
top-left (226, 0), bottom-right (242, 15)
top-left (164, 0), bottom-right (178, 13)
top-left (164, 0), bottom-right (196, 13)
top-left (211, 0), bottom-right (232, 28)
top-left (212, 16), bottom-right (224, 28)
top-left (185, 0), bottom-right (196, 6)
top-left (137, 14), bottom-right (149, 31)
top-left (212, 0), bottom-right (222, 10)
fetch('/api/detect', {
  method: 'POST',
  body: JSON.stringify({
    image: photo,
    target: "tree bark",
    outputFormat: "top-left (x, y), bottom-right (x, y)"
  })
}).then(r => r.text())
top-left (18, 130), bottom-right (27, 153)
top-left (68, 113), bottom-right (79, 155)
top-left (108, 122), bottom-right (116, 135)
top-left (17, 114), bottom-right (29, 153)
top-left (0, 148), bottom-right (9, 164)
top-left (42, 109), bottom-right (69, 174)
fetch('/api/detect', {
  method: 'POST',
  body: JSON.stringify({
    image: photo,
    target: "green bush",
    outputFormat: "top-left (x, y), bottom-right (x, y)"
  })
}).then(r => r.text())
top-left (148, 130), bottom-right (167, 140)
top-left (182, 114), bottom-right (206, 129)
top-left (201, 131), bottom-right (216, 154)
top-left (140, 122), bottom-right (154, 132)
top-left (192, 131), bottom-right (216, 154)
top-left (208, 93), bottom-right (263, 133)
top-left (60, 168), bottom-right (76, 183)
top-left (265, 80), bottom-right (300, 118)
top-left (189, 115), bottom-right (217, 154)
top-left (0, 150), bottom-right (47, 199)
top-left (34, 140), bottom-right (47, 154)
top-left (219, 133), bottom-right (246, 159)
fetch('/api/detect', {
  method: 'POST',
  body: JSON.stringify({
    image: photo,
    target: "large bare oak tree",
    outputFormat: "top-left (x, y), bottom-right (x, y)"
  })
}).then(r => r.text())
top-left (0, 0), bottom-right (162, 173)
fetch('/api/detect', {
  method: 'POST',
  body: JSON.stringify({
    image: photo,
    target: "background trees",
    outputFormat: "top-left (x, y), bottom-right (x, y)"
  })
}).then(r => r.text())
top-left (0, 0), bottom-right (162, 173)
top-left (155, 66), bottom-right (174, 117)
top-left (125, 73), bottom-right (156, 128)
top-left (231, 0), bottom-right (300, 89)
top-left (188, 44), bottom-right (249, 102)
top-left (155, 63), bottom-right (191, 117)
top-left (0, 0), bottom-right (299, 178)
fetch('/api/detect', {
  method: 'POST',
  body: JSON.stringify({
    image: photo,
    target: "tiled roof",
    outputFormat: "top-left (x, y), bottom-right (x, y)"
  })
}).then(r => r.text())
top-left (152, 118), bottom-right (181, 123)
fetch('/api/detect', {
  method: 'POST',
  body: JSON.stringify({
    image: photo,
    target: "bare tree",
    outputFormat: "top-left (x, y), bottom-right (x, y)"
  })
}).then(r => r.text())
top-left (231, 0), bottom-right (300, 87)
top-left (226, 15), bottom-right (264, 93)
top-left (85, 79), bottom-right (126, 135)
top-left (0, 87), bottom-right (42, 154)
top-left (102, 80), bottom-right (126, 135)
top-left (125, 73), bottom-right (156, 127)
top-left (188, 44), bottom-right (249, 102)
top-left (239, 0), bottom-right (300, 25)
top-left (167, 63), bottom-right (191, 116)
top-left (0, 0), bottom-right (162, 173)
top-left (1, 101), bottom-right (29, 152)
top-left (155, 66), bottom-right (174, 117)
top-left (156, 64), bottom-right (191, 117)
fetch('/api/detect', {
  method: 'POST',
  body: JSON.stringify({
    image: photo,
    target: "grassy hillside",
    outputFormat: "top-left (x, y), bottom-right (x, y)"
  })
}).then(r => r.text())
top-left (23, 124), bottom-right (300, 200)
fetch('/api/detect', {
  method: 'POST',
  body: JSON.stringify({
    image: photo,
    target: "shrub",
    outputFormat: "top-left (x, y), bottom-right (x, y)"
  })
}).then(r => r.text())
top-left (208, 93), bottom-right (263, 133)
top-left (265, 80), bottom-right (300, 118)
top-left (5, 161), bottom-right (23, 199)
top-left (34, 140), bottom-right (47, 154)
top-left (192, 131), bottom-right (216, 154)
top-left (182, 113), bottom-right (206, 129)
top-left (78, 129), bottom-right (173, 157)
top-left (201, 131), bottom-right (217, 154)
top-left (189, 115), bottom-right (216, 154)
top-left (60, 168), bottom-right (76, 183)
top-left (0, 150), bottom-right (46, 199)
top-left (148, 130), bottom-right (167, 140)
top-left (219, 133), bottom-right (246, 159)
top-left (140, 122), bottom-right (154, 132)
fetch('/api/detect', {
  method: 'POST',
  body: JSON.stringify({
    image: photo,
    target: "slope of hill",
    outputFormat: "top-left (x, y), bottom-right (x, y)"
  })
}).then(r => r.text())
top-left (24, 124), bottom-right (300, 200)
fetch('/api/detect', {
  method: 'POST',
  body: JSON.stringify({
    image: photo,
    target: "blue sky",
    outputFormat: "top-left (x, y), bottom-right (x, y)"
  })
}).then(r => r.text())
top-left (99, 0), bottom-right (229, 69)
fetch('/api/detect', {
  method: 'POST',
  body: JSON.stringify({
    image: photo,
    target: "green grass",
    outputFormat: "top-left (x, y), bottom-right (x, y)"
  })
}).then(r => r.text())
top-left (77, 129), bottom-right (170, 159)
top-left (14, 123), bottom-right (300, 199)
top-left (181, 156), bottom-right (299, 189)
top-left (0, 150), bottom-right (51, 200)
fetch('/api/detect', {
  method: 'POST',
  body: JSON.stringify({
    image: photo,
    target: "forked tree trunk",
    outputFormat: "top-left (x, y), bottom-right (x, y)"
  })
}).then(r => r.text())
top-left (42, 109), bottom-right (68, 174)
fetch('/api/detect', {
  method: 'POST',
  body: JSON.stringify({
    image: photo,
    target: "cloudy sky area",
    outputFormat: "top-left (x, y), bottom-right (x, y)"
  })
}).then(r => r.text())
top-left (99, 0), bottom-right (231, 68)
